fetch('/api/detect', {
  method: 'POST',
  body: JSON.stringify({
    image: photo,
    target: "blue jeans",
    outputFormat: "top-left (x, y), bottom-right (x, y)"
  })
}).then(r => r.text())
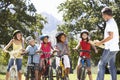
top-left (7, 58), bottom-right (22, 72)
top-left (96, 49), bottom-right (118, 80)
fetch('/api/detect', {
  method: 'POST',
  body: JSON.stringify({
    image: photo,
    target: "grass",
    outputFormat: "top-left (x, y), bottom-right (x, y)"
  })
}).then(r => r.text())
top-left (0, 74), bottom-right (120, 80)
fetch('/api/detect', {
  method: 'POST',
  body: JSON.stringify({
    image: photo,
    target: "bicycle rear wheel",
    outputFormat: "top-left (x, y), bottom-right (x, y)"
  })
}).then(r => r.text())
top-left (10, 68), bottom-right (18, 80)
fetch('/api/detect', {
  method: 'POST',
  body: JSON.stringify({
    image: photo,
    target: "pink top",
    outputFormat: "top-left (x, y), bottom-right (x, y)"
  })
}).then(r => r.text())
top-left (40, 42), bottom-right (51, 58)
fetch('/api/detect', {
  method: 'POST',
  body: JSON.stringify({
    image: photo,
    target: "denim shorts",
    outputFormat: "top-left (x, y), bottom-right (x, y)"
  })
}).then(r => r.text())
top-left (7, 58), bottom-right (22, 72)
top-left (77, 57), bottom-right (91, 67)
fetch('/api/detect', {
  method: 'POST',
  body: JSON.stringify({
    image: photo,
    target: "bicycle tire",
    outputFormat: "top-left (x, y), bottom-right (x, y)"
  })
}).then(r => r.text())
top-left (79, 67), bottom-right (86, 80)
top-left (48, 66), bottom-right (53, 80)
top-left (56, 67), bottom-right (62, 80)
top-left (10, 67), bottom-right (18, 80)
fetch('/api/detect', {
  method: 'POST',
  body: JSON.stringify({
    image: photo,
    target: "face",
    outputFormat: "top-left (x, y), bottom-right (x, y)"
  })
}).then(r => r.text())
top-left (16, 33), bottom-right (22, 40)
top-left (60, 35), bottom-right (66, 43)
top-left (82, 33), bottom-right (88, 40)
top-left (102, 13), bottom-right (108, 21)
top-left (29, 39), bottom-right (35, 46)
top-left (43, 37), bottom-right (48, 43)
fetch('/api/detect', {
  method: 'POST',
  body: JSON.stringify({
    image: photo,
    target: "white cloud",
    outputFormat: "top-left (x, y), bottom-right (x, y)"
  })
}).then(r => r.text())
top-left (31, 0), bottom-right (66, 20)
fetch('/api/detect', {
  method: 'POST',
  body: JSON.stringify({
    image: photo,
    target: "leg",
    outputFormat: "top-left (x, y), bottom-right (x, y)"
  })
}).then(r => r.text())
top-left (5, 72), bottom-right (10, 80)
top-left (76, 57), bottom-right (82, 79)
top-left (87, 68), bottom-right (92, 80)
top-left (63, 55), bottom-right (70, 78)
top-left (35, 64), bottom-right (40, 80)
top-left (18, 72), bottom-right (22, 80)
top-left (87, 59), bottom-right (92, 80)
top-left (65, 68), bottom-right (70, 76)
top-left (96, 49), bottom-right (110, 80)
top-left (108, 51), bottom-right (118, 80)
top-left (16, 59), bottom-right (22, 80)
top-left (77, 64), bottom-right (82, 79)
top-left (6, 59), bottom-right (14, 80)
top-left (35, 70), bottom-right (39, 80)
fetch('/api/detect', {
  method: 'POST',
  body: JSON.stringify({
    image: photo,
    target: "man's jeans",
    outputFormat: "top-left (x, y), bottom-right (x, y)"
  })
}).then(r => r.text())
top-left (96, 49), bottom-right (118, 80)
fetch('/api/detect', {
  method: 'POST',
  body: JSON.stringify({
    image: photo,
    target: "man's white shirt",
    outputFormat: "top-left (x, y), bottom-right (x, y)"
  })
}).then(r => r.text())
top-left (104, 18), bottom-right (119, 51)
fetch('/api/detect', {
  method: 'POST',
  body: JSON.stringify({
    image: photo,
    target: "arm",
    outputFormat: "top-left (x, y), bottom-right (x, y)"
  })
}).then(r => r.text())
top-left (91, 44), bottom-right (98, 53)
top-left (96, 32), bottom-right (113, 46)
top-left (3, 39), bottom-right (13, 53)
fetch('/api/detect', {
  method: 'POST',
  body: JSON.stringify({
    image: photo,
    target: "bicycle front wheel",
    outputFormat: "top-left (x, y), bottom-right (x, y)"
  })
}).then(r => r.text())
top-left (48, 66), bottom-right (53, 80)
top-left (56, 67), bottom-right (62, 80)
top-left (10, 67), bottom-right (18, 80)
top-left (79, 67), bottom-right (86, 80)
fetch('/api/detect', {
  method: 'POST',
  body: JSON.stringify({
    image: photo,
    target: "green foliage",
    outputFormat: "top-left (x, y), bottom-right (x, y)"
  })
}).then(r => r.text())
top-left (0, 48), bottom-right (9, 65)
top-left (0, 0), bottom-right (46, 44)
top-left (57, 0), bottom-right (120, 68)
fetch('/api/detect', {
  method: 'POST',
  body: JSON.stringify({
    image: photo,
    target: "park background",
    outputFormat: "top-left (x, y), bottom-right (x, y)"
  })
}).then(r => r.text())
top-left (0, 0), bottom-right (120, 79)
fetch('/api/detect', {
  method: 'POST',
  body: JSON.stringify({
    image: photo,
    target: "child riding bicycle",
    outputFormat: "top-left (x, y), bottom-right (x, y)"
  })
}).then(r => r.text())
top-left (22, 36), bottom-right (40, 80)
top-left (73, 29), bottom-right (98, 80)
top-left (39, 34), bottom-right (54, 79)
top-left (55, 32), bottom-right (70, 79)
top-left (3, 30), bottom-right (24, 80)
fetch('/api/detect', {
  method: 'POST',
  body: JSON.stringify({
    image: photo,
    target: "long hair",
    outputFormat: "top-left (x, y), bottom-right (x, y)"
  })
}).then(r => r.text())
top-left (56, 34), bottom-right (66, 43)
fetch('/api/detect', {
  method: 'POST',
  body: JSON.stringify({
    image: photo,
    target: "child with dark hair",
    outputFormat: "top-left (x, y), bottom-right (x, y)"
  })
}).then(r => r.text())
top-left (55, 32), bottom-right (70, 79)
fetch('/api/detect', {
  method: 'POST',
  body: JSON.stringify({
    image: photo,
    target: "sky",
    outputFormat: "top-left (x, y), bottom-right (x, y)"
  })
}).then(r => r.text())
top-left (31, 0), bottom-right (66, 21)
top-left (31, 0), bottom-right (66, 44)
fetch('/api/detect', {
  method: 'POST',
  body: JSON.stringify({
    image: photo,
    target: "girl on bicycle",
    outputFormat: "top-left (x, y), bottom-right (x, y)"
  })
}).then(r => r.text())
top-left (55, 32), bottom-right (70, 79)
top-left (3, 30), bottom-right (24, 80)
top-left (39, 34), bottom-right (54, 78)
top-left (73, 29), bottom-right (98, 80)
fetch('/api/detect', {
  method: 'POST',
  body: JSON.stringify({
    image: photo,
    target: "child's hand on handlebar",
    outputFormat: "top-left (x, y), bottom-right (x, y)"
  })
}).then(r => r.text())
top-left (73, 48), bottom-right (77, 50)
top-left (3, 49), bottom-right (9, 53)
top-left (36, 50), bottom-right (42, 54)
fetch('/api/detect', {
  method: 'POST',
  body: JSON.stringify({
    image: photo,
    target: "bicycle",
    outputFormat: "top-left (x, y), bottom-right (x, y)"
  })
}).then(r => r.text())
top-left (74, 49), bottom-right (91, 80)
top-left (24, 53), bottom-right (36, 80)
top-left (8, 50), bottom-right (22, 80)
top-left (41, 52), bottom-right (56, 80)
top-left (56, 54), bottom-right (69, 80)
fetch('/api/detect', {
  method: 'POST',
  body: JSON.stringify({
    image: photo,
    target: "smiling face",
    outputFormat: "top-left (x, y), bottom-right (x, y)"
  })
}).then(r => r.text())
top-left (15, 33), bottom-right (22, 40)
top-left (81, 33), bottom-right (88, 40)
top-left (29, 39), bottom-right (35, 46)
top-left (43, 37), bottom-right (49, 43)
top-left (102, 13), bottom-right (109, 21)
top-left (60, 35), bottom-right (66, 43)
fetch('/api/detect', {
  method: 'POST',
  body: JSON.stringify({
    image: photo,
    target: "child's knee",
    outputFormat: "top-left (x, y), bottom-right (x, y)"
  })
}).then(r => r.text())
top-left (87, 70), bottom-right (92, 75)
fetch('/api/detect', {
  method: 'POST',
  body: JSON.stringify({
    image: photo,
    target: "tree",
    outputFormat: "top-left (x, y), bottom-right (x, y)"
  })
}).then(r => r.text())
top-left (0, 0), bottom-right (47, 66)
top-left (57, 0), bottom-right (120, 68)
top-left (0, 0), bottom-right (46, 44)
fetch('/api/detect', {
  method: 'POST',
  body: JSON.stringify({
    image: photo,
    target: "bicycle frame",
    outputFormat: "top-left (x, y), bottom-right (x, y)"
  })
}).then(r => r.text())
top-left (9, 57), bottom-right (18, 80)
top-left (75, 49), bottom-right (91, 80)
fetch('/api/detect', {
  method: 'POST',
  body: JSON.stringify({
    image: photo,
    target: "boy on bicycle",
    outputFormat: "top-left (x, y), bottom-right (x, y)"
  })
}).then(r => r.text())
top-left (73, 30), bottom-right (98, 80)
top-left (23, 36), bottom-right (40, 80)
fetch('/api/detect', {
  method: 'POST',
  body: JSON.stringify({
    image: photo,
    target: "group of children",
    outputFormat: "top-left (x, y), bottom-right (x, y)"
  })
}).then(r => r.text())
top-left (3, 29), bottom-right (98, 80)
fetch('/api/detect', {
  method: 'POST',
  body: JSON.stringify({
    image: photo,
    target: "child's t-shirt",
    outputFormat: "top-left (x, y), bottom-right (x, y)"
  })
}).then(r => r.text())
top-left (80, 40), bottom-right (91, 59)
top-left (56, 42), bottom-right (69, 55)
top-left (26, 44), bottom-right (40, 64)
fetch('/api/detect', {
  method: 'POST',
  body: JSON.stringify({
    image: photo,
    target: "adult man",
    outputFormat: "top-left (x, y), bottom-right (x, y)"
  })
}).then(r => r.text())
top-left (96, 7), bottom-right (119, 80)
